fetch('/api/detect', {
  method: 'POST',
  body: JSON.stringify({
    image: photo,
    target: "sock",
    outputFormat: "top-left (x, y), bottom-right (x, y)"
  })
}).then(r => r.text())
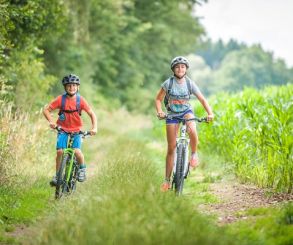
top-left (79, 164), bottom-right (86, 169)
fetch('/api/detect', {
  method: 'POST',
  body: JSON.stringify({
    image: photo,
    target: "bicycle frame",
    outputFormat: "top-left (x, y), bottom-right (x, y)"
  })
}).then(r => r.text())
top-left (173, 121), bottom-right (190, 181)
top-left (63, 137), bottom-right (77, 183)
top-left (166, 114), bottom-right (207, 195)
top-left (54, 127), bottom-right (90, 199)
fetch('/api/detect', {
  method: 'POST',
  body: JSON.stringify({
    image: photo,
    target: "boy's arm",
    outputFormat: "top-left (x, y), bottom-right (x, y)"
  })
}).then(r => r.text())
top-left (86, 107), bottom-right (97, 135)
top-left (43, 105), bottom-right (57, 129)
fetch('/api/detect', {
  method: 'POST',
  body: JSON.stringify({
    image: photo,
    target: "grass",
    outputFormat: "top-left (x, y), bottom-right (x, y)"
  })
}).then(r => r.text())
top-left (1, 105), bottom-right (292, 245)
top-left (0, 180), bottom-right (52, 244)
top-left (227, 203), bottom-right (293, 245)
top-left (24, 137), bottom-right (249, 245)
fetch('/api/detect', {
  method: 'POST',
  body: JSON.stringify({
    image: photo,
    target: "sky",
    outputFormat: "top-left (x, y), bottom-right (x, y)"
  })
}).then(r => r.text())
top-left (196, 0), bottom-right (293, 67)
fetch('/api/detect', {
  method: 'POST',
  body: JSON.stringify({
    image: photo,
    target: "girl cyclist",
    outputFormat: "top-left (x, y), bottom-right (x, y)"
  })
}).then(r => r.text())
top-left (155, 56), bottom-right (214, 192)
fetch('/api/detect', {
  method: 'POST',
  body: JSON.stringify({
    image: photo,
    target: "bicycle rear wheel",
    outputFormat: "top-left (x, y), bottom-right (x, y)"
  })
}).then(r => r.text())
top-left (173, 144), bottom-right (186, 195)
top-left (55, 154), bottom-right (69, 199)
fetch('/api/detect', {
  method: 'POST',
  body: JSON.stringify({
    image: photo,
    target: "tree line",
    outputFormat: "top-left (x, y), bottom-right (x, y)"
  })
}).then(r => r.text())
top-left (0, 0), bottom-right (206, 112)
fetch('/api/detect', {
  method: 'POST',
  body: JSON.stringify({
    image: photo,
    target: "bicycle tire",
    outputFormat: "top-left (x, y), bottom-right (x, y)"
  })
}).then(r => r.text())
top-left (174, 144), bottom-right (185, 195)
top-left (70, 158), bottom-right (78, 192)
top-left (55, 154), bottom-right (69, 199)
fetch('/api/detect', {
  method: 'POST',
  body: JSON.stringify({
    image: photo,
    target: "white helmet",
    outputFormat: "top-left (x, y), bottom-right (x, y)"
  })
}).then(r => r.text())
top-left (170, 56), bottom-right (189, 70)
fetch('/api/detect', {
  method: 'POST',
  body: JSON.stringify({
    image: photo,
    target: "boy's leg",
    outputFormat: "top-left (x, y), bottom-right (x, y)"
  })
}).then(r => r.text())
top-left (73, 134), bottom-right (86, 182)
top-left (50, 133), bottom-right (67, 186)
top-left (56, 149), bottom-right (63, 172)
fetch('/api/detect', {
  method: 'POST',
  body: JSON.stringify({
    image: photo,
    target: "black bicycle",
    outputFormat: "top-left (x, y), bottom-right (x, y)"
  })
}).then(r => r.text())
top-left (53, 126), bottom-right (91, 199)
top-left (166, 114), bottom-right (207, 195)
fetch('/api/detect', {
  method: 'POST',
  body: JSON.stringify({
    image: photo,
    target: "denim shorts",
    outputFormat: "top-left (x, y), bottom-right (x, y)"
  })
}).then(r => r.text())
top-left (56, 132), bottom-right (82, 149)
top-left (166, 109), bottom-right (194, 124)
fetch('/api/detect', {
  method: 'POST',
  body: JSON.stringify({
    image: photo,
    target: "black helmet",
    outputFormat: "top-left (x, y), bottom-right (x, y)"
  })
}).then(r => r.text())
top-left (170, 56), bottom-right (189, 70)
top-left (62, 74), bottom-right (80, 85)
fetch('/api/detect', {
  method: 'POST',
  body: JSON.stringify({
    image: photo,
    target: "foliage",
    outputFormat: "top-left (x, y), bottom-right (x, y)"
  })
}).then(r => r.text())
top-left (0, 102), bottom-right (53, 187)
top-left (194, 40), bottom-right (293, 95)
top-left (227, 203), bottom-right (293, 245)
top-left (196, 38), bottom-right (247, 69)
top-left (199, 84), bottom-right (293, 192)
top-left (211, 45), bottom-right (293, 92)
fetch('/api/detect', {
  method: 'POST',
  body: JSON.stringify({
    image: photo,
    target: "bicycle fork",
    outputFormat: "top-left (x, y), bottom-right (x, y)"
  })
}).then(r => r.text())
top-left (173, 124), bottom-right (190, 178)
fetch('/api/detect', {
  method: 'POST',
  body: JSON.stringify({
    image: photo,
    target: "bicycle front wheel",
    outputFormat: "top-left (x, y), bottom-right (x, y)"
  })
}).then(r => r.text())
top-left (174, 144), bottom-right (186, 195)
top-left (55, 154), bottom-right (70, 199)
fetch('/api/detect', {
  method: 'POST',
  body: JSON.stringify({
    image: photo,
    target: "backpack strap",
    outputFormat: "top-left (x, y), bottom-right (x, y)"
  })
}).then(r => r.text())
top-left (76, 93), bottom-right (81, 115)
top-left (58, 93), bottom-right (82, 115)
top-left (185, 76), bottom-right (192, 96)
top-left (166, 77), bottom-right (174, 98)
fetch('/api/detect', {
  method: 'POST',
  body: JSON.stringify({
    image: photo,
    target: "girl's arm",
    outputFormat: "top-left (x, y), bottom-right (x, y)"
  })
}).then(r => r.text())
top-left (195, 91), bottom-right (214, 121)
top-left (155, 88), bottom-right (166, 118)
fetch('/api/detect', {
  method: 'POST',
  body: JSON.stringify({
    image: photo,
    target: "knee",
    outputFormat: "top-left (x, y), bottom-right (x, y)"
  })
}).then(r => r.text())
top-left (167, 144), bottom-right (176, 155)
top-left (56, 149), bottom-right (63, 157)
top-left (74, 149), bottom-right (83, 157)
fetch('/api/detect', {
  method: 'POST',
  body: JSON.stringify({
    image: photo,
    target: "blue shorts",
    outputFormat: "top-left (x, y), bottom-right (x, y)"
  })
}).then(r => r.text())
top-left (166, 109), bottom-right (194, 125)
top-left (56, 132), bottom-right (82, 149)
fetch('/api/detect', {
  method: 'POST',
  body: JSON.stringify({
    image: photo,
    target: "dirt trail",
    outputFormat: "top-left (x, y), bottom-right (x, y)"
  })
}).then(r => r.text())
top-left (198, 180), bottom-right (293, 224)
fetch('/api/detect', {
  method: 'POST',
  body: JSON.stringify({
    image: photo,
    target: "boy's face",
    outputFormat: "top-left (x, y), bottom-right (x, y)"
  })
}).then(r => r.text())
top-left (65, 83), bottom-right (79, 96)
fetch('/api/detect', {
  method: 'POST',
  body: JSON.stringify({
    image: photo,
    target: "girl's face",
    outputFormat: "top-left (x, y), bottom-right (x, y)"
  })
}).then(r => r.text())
top-left (65, 83), bottom-right (78, 95)
top-left (173, 64), bottom-right (187, 78)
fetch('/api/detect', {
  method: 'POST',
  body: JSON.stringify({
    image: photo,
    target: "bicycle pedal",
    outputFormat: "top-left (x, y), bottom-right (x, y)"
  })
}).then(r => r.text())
top-left (49, 181), bottom-right (57, 187)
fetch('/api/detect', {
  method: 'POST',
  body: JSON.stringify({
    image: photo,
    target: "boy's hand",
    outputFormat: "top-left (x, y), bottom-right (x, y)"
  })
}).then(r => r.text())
top-left (90, 128), bottom-right (97, 135)
top-left (49, 122), bottom-right (57, 129)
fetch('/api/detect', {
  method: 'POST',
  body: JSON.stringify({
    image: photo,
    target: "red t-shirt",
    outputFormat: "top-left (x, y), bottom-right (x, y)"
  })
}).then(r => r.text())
top-left (49, 95), bottom-right (90, 132)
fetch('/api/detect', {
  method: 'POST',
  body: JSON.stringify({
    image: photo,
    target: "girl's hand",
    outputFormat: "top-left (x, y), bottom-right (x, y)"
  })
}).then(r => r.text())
top-left (157, 111), bottom-right (166, 119)
top-left (207, 114), bottom-right (214, 122)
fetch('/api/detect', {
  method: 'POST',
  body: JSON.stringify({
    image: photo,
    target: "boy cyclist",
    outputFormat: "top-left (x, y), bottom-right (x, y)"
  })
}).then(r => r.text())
top-left (155, 56), bottom-right (214, 191)
top-left (43, 74), bottom-right (97, 186)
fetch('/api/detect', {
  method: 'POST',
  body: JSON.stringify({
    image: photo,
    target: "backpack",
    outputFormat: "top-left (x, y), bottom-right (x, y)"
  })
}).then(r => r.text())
top-left (163, 76), bottom-right (192, 111)
top-left (58, 93), bottom-right (82, 121)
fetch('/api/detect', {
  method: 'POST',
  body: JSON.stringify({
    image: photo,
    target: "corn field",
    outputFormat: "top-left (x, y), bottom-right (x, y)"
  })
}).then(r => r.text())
top-left (198, 84), bottom-right (293, 193)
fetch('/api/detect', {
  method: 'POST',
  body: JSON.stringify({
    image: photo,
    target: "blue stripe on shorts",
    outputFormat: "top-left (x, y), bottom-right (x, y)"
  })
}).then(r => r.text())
top-left (166, 109), bottom-right (194, 124)
top-left (56, 132), bottom-right (82, 149)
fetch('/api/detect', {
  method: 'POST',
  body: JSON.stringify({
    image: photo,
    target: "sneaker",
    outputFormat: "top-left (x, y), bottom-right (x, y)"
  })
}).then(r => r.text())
top-left (160, 181), bottom-right (171, 192)
top-left (50, 175), bottom-right (57, 187)
top-left (190, 153), bottom-right (199, 169)
top-left (77, 168), bottom-right (86, 182)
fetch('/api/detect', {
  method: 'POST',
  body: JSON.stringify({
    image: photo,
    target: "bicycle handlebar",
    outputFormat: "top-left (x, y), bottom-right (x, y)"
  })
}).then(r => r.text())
top-left (55, 126), bottom-right (91, 137)
top-left (163, 114), bottom-right (208, 123)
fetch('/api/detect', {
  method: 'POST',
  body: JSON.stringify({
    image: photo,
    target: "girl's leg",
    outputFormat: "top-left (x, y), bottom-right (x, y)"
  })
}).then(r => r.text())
top-left (165, 123), bottom-right (179, 180)
top-left (185, 113), bottom-right (199, 167)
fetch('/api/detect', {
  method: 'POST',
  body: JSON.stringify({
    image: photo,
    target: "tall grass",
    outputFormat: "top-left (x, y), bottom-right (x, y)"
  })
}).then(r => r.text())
top-left (197, 84), bottom-right (292, 193)
top-left (27, 137), bottom-right (250, 245)
top-left (0, 102), bottom-right (53, 187)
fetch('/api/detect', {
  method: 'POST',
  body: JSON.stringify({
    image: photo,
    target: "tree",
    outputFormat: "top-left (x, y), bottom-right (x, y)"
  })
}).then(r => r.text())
top-left (210, 45), bottom-right (293, 93)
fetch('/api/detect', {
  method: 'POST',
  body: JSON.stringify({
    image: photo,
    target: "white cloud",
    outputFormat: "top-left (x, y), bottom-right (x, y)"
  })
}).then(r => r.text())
top-left (196, 0), bottom-right (293, 67)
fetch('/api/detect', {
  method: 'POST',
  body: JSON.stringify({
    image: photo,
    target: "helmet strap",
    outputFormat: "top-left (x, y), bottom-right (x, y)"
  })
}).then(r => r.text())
top-left (64, 86), bottom-right (79, 97)
top-left (173, 73), bottom-right (186, 79)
